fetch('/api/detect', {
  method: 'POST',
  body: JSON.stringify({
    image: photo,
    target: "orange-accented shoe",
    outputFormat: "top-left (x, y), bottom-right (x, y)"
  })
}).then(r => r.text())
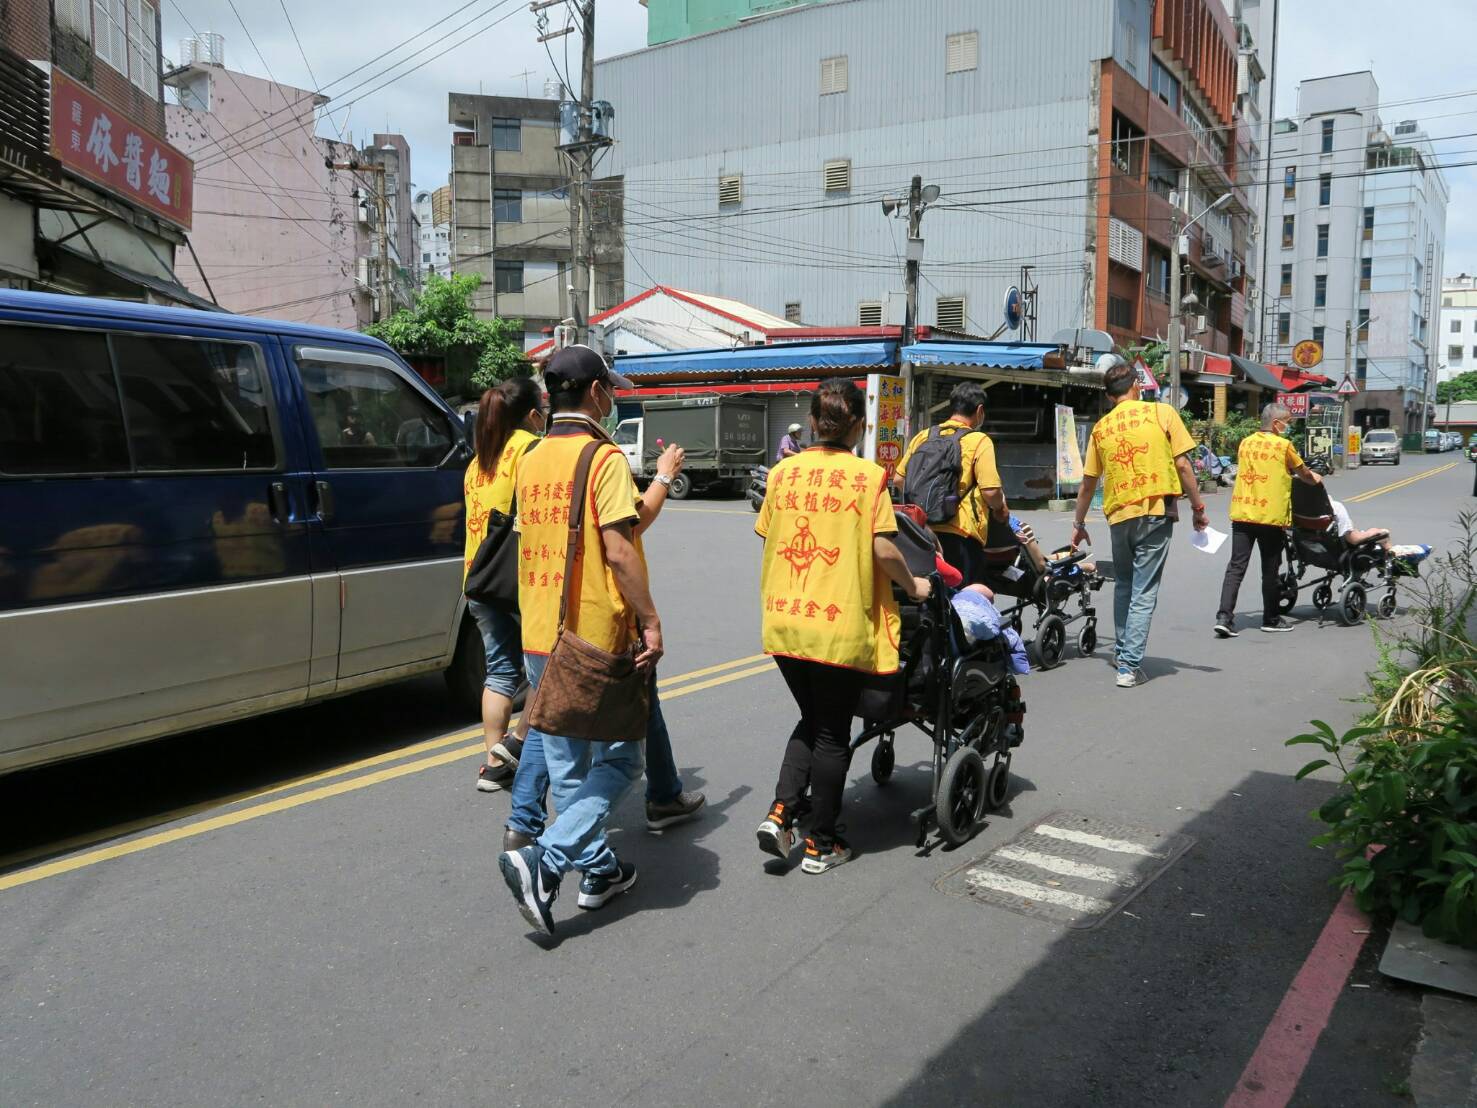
top-left (800, 835), bottom-right (853, 875)
top-left (755, 802), bottom-right (795, 860)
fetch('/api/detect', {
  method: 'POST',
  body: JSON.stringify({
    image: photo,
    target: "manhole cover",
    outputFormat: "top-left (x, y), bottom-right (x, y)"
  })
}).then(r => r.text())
top-left (936, 810), bottom-right (1195, 929)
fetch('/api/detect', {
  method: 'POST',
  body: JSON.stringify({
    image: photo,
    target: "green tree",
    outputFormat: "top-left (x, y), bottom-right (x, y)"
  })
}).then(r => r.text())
top-left (1436, 370), bottom-right (1477, 405)
top-left (365, 273), bottom-right (527, 394)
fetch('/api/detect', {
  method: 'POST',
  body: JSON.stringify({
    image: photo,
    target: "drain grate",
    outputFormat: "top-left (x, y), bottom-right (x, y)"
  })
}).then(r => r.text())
top-left (936, 810), bottom-right (1195, 929)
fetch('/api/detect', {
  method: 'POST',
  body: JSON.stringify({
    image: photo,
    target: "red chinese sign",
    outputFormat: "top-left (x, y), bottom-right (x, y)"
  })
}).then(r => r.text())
top-left (1276, 391), bottom-right (1309, 419)
top-left (49, 68), bottom-right (193, 229)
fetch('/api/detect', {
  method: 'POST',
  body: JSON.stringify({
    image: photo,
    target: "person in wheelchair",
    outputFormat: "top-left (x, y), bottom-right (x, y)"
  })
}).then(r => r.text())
top-left (1327, 498), bottom-right (1431, 567)
top-left (976, 513), bottom-right (1103, 667)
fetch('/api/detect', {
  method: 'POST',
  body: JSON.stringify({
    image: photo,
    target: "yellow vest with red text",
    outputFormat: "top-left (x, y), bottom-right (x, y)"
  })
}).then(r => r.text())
top-left (1230, 431), bottom-right (1304, 526)
top-left (1090, 400), bottom-right (1181, 522)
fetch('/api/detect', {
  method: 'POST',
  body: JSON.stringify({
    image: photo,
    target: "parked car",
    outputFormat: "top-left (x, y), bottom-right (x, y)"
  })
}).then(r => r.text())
top-left (0, 290), bottom-right (482, 776)
top-left (1425, 428), bottom-right (1443, 452)
top-left (1360, 428), bottom-right (1402, 465)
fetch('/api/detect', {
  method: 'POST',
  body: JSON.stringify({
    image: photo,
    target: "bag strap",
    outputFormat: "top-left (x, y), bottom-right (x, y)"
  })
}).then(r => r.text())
top-left (555, 439), bottom-right (605, 634)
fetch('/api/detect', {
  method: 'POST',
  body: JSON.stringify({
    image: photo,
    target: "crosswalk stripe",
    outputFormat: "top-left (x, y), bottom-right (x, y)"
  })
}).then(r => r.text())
top-left (994, 845), bottom-right (1137, 885)
top-left (966, 870), bottom-right (1114, 913)
top-left (1033, 824), bottom-right (1164, 857)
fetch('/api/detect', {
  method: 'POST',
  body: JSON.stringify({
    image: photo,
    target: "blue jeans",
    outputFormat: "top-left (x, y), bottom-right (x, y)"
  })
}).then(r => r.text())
top-left (1108, 514), bottom-right (1174, 670)
top-left (466, 599), bottom-right (523, 698)
top-left (507, 654), bottom-right (683, 843)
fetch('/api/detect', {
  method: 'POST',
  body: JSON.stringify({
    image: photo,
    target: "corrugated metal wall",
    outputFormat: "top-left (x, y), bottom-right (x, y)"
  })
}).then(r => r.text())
top-left (598, 0), bottom-right (1115, 334)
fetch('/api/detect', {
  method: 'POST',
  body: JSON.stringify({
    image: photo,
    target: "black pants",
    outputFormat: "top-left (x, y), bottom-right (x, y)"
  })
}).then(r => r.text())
top-left (1217, 521), bottom-right (1285, 628)
top-left (773, 655), bottom-right (867, 848)
top-left (937, 531), bottom-right (989, 586)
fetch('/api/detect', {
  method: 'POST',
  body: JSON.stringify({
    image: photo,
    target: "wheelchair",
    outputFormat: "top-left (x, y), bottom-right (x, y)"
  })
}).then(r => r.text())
top-left (978, 515), bottom-right (1103, 669)
top-left (1275, 481), bottom-right (1408, 625)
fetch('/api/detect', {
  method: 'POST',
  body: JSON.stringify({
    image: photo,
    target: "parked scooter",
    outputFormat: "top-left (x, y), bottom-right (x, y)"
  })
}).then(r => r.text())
top-left (1307, 454), bottom-right (1334, 476)
top-left (747, 465), bottom-right (768, 511)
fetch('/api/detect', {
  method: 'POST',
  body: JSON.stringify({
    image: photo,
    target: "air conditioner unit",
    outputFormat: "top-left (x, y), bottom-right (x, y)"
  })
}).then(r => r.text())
top-left (355, 257), bottom-right (372, 289)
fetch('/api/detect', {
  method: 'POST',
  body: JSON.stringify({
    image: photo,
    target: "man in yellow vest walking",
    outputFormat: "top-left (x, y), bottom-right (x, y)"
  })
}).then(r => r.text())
top-left (1214, 403), bottom-right (1322, 637)
top-left (1071, 357), bottom-right (1207, 688)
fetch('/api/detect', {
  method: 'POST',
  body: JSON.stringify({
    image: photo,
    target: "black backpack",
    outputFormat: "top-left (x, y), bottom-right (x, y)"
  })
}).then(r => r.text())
top-left (902, 426), bottom-right (964, 524)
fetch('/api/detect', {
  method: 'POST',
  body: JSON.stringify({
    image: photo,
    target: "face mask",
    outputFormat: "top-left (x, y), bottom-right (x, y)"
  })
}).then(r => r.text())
top-left (594, 381), bottom-right (612, 419)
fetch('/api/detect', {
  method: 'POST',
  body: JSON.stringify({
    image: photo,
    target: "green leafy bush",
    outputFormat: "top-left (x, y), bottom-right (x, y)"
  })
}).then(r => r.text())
top-left (365, 273), bottom-right (526, 394)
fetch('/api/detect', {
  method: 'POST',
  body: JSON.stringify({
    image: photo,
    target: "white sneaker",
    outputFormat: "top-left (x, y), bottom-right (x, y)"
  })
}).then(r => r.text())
top-left (1115, 666), bottom-right (1143, 688)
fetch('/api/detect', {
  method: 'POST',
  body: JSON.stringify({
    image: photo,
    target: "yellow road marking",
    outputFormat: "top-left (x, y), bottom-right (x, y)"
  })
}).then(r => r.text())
top-left (0, 656), bottom-right (778, 893)
top-left (0, 653), bottom-right (769, 874)
top-left (664, 506), bottom-right (755, 515)
top-left (1347, 462), bottom-right (1457, 503)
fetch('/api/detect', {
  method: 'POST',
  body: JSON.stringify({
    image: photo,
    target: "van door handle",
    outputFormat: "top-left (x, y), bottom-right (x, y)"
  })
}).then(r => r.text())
top-left (313, 480), bottom-right (335, 522)
top-left (267, 481), bottom-right (290, 523)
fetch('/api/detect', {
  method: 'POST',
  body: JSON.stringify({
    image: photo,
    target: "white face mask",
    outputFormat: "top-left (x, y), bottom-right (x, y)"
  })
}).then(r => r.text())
top-left (593, 381), bottom-right (613, 420)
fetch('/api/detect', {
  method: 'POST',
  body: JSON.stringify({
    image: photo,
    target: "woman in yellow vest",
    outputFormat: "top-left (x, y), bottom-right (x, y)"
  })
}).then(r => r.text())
top-left (1071, 357), bottom-right (1207, 688)
top-left (754, 378), bottom-right (931, 873)
top-left (1214, 402), bottom-right (1322, 637)
top-left (464, 377), bottom-right (543, 791)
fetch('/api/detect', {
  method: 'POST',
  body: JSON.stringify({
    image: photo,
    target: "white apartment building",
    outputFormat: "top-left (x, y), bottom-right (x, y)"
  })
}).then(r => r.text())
top-left (1266, 72), bottom-right (1447, 435)
top-left (415, 188), bottom-right (452, 281)
top-left (1438, 274), bottom-right (1477, 383)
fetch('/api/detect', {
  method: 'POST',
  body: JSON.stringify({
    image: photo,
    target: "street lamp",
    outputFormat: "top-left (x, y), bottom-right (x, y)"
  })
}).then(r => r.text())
top-left (1168, 190), bottom-right (1231, 412)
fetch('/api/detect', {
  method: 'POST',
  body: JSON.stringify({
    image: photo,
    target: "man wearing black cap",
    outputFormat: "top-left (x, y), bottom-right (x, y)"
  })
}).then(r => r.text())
top-left (497, 346), bottom-right (699, 936)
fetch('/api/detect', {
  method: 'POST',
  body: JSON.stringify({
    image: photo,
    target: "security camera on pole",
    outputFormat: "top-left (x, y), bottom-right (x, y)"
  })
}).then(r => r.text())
top-left (1167, 186), bottom-right (1230, 411)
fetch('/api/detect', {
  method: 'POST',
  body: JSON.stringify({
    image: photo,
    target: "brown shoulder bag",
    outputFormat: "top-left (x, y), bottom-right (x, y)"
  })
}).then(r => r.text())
top-left (525, 439), bottom-right (651, 744)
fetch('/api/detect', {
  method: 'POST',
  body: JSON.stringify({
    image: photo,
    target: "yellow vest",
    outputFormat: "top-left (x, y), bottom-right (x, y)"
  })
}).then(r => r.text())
top-left (463, 428), bottom-right (537, 579)
top-left (755, 448), bottom-right (901, 674)
top-left (1090, 400), bottom-right (1181, 522)
top-left (1230, 432), bottom-right (1302, 526)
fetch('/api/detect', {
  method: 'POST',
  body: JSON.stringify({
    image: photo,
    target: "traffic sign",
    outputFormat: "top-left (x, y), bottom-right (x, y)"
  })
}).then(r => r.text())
top-left (1292, 340), bottom-right (1324, 369)
top-left (1336, 376), bottom-right (1358, 397)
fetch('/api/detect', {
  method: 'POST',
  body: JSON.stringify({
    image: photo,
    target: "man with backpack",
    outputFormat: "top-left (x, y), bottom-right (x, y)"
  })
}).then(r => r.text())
top-left (895, 382), bottom-right (1010, 583)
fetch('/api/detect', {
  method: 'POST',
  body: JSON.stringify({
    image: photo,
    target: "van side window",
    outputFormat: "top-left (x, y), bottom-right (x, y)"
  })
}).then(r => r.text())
top-left (297, 355), bottom-right (452, 469)
top-left (0, 324), bottom-right (130, 475)
top-left (111, 335), bottom-right (277, 471)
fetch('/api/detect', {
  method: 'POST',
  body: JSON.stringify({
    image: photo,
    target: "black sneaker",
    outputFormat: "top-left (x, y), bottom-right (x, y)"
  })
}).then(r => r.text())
top-left (1260, 619), bottom-right (1295, 633)
top-left (1213, 622), bottom-right (1238, 639)
top-left (800, 835), bottom-right (853, 874)
top-left (646, 791), bottom-right (706, 831)
top-left (491, 735), bottom-right (524, 766)
top-left (577, 860), bottom-right (638, 910)
top-left (498, 844), bottom-right (559, 936)
top-left (477, 760), bottom-right (514, 792)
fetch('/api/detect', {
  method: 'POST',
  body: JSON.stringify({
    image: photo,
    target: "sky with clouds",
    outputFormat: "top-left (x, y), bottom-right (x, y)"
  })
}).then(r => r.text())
top-left (164, 0), bottom-right (1477, 278)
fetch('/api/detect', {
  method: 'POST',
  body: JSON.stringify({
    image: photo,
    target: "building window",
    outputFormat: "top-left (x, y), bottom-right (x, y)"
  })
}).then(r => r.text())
top-left (1316, 224), bottom-right (1329, 258)
top-left (1147, 245), bottom-right (1170, 299)
top-left (56, 0), bottom-right (90, 37)
top-left (1283, 166), bottom-right (1296, 198)
top-left (1277, 312), bottom-right (1291, 344)
top-left (1281, 215), bottom-right (1295, 249)
top-left (945, 31), bottom-right (979, 74)
top-left (94, 0), bottom-right (127, 73)
top-left (1456, 318), bottom-right (1465, 333)
top-left (718, 174), bottom-right (742, 207)
top-left (422, 252), bottom-right (430, 263)
top-left (857, 301), bottom-right (883, 327)
top-left (1147, 148), bottom-right (1179, 199)
top-left (1313, 326), bottom-right (1325, 345)
top-left (1314, 274), bottom-right (1327, 308)
top-left (1363, 206), bottom-right (1374, 239)
top-left (1318, 172), bottom-right (1331, 206)
top-left (1356, 356), bottom-right (1367, 382)
top-left (494, 260), bottom-right (523, 294)
top-left (822, 159), bottom-right (851, 194)
top-left (1106, 295), bottom-right (1133, 330)
top-left (937, 296), bottom-right (967, 331)
top-left (1360, 257), bottom-right (1371, 290)
top-left (491, 118), bottom-right (520, 151)
top-left (1112, 114), bottom-right (1144, 177)
top-left (1279, 264), bottom-right (1292, 297)
top-left (820, 55), bottom-right (848, 95)
top-left (1320, 118), bottom-right (1334, 153)
top-left (1442, 296), bottom-right (1452, 307)
top-left (1449, 345), bottom-right (1464, 362)
top-left (1150, 57), bottom-right (1179, 112)
top-left (126, 0), bottom-right (159, 97)
top-left (1358, 308), bottom-right (1370, 334)
top-left (784, 302), bottom-right (802, 324)
top-left (493, 189), bottom-right (521, 223)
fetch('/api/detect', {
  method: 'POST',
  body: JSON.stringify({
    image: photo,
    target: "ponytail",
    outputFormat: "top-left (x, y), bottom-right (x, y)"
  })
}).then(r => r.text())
top-left (810, 377), bottom-right (865, 443)
top-left (474, 376), bottom-right (542, 475)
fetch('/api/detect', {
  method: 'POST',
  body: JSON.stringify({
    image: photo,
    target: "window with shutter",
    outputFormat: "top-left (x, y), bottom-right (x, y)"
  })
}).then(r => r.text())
top-left (822, 160), bottom-right (851, 194)
top-left (718, 174), bottom-right (743, 207)
top-left (94, 0), bottom-right (127, 72)
top-left (820, 55), bottom-right (848, 95)
top-left (936, 297), bottom-right (966, 331)
top-left (1107, 218), bottom-right (1144, 271)
top-left (128, 0), bottom-right (159, 98)
top-left (57, 0), bottom-right (91, 37)
top-left (784, 302), bottom-right (802, 324)
top-left (857, 302), bottom-right (883, 327)
top-left (945, 31), bottom-right (978, 74)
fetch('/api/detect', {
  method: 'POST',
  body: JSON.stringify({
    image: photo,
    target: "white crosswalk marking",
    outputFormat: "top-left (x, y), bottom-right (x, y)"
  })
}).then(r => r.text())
top-left (1033, 824), bottom-right (1164, 857)
top-left (994, 845), bottom-right (1138, 886)
top-left (965, 871), bottom-right (1113, 913)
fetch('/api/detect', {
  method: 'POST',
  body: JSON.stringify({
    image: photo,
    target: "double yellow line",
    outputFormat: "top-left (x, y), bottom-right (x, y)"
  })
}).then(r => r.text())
top-left (0, 653), bottom-right (775, 893)
top-left (1346, 461), bottom-right (1458, 503)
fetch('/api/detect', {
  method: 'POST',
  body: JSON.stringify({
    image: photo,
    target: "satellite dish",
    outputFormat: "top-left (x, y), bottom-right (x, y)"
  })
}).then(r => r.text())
top-left (921, 184), bottom-right (941, 205)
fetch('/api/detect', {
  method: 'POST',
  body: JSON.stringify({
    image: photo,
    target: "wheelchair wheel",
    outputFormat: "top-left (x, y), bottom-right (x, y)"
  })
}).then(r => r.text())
top-left (1338, 581), bottom-right (1367, 626)
top-left (1077, 621), bottom-right (1097, 657)
top-left (936, 745), bottom-right (986, 847)
top-left (1377, 591), bottom-right (1398, 619)
top-left (1277, 572), bottom-right (1298, 615)
top-left (985, 756), bottom-right (1011, 811)
top-left (1033, 613), bottom-right (1067, 670)
top-left (1312, 583), bottom-right (1333, 611)
top-left (871, 737), bottom-right (895, 785)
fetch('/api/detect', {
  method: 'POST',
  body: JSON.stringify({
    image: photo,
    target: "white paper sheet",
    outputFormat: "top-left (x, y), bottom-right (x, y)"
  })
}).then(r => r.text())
top-left (1191, 525), bottom-right (1227, 555)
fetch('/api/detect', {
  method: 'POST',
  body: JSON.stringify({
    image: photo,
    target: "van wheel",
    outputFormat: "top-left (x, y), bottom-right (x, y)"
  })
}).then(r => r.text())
top-left (444, 614), bottom-right (485, 717)
top-left (668, 472), bottom-right (692, 500)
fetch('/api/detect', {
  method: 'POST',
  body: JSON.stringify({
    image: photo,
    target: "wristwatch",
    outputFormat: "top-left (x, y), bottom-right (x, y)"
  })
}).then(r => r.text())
top-left (655, 474), bottom-right (673, 488)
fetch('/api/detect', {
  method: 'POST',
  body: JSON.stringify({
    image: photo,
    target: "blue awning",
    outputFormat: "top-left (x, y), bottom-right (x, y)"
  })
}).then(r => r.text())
top-left (901, 340), bottom-right (1060, 369)
top-left (615, 340), bottom-right (898, 380)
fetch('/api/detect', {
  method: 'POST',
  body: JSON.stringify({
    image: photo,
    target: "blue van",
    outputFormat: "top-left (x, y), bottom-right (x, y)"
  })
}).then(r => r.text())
top-left (0, 291), bottom-right (487, 775)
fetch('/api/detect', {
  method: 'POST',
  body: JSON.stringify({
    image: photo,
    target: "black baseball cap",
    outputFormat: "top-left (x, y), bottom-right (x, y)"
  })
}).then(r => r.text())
top-left (543, 344), bottom-right (632, 394)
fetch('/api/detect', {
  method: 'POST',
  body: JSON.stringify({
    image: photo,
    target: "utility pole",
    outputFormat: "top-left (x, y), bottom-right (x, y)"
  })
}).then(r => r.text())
top-left (1340, 318), bottom-right (1353, 471)
top-left (1168, 199), bottom-right (1184, 411)
top-left (328, 156), bottom-right (390, 322)
top-left (904, 174), bottom-right (922, 347)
